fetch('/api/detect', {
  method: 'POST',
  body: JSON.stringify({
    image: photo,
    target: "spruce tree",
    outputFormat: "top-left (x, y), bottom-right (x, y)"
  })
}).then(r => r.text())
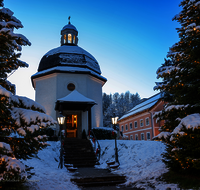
top-left (154, 0), bottom-right (200, 173)
top-left (0, 0), bottom-right (56, 181)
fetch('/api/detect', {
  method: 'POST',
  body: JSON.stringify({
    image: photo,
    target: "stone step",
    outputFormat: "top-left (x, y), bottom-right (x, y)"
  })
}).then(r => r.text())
top-left (71, 176), bottom-right (126, 187)
top-left (63, 138), bottom-right (98, 167)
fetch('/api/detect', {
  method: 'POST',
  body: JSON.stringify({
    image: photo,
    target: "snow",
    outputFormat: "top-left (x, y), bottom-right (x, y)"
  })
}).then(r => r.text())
top-left (170, 113), bottom-right (200, 141)
top-left (57, 89), bottom-right (96, 103)
top-left (17, 96), bottom-right (46, 112)
top-left (62, 23), bottom-right (78, 32)
top-left (155, 132), bottom-right (171, 139)
top-left (32, 66), bottom-right (107, 82)
top-left (119, 93), bottom-right (161, 120)
top-left (19, 140), bottom-right (182, 189)
top-left (45, 45), bottom-right (97, 63)
top-left (0, 142), bottom-right (12, 153)
top-left (0, 85), bottom-right (19, 103)
top-left (0, 7), bottom-right (14, 17)
top-left (11, 108), bottom-right (56, 127)
top-left (17, 128), bottom-right (26, 136)
top-left (27, 125), bottom-right (40, 133)
top-left (97, 140), bottom-right (178, 189)
top-left (195, 1), bottom-right (200, 6)
top-left (22, 141), bottom-right (79, 190)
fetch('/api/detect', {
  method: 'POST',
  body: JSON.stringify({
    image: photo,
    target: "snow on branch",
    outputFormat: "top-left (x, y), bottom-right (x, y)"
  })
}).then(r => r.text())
top-left (1, 155), bottom-right (26, 173)
top-left (0, 85), bottom-right (19, 103)
top-left (27, 125), bottom-right (40, 133)
top-left (156, 65), bottom-right (178, 79)
top-left (0, 7), bottom-right (14, 17)
top-left (154, 132), bottom-right (171, 140)
top-left (0, 142), bottom-right (12, 153)
top-left (16, 96), bottom-right (46, 112)
top-left (11, 108), bottom-right (56, 126)
top-left (170, 114), bottom-right (200, 141)
top-left (165, 104), bottom-right (189, 112)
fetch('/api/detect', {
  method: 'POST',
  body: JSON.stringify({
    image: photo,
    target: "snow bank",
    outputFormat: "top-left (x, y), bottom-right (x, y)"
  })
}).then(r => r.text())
top-left (97, 140), bottom-right (178, 189)
top-left (22, 141), bottom-right (79, 190)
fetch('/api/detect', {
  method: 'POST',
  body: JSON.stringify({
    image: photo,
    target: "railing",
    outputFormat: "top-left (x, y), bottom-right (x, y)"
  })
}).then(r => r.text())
top-left (89, 129), bottom-right (101, 162)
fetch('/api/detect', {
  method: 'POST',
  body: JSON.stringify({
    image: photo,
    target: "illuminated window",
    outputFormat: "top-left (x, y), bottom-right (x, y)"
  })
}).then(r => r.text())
top-left (68, 34), bottom-right (72, 43)
top-left (64, 34), bottom-right (67, 43)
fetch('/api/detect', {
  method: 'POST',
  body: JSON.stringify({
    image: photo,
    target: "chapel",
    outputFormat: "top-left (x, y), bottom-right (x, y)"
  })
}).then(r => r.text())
top-left (31, 20), bottom-right (107, 138)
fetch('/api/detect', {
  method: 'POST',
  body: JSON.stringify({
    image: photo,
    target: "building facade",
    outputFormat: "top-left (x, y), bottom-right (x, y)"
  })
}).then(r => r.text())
top-left (118, 93), bottom-right (164, 140)
top-left (31, 21), bottom-right (107, 137)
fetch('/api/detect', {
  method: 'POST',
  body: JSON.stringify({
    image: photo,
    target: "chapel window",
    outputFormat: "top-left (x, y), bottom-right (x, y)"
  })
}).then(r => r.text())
top-left (68, 34), bottom-right (72, 43)
top-left (64, 34), bottom-right (67, 44)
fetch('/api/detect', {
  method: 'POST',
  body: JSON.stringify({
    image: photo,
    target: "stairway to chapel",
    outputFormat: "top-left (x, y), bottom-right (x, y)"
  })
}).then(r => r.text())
top-left (64, 138), bottom-right (128, 188)
top-left (63, 138), bottom-right (98, 167)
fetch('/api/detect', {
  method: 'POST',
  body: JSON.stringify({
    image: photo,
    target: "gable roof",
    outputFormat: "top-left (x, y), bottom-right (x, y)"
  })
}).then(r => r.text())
top-left (119, 93), bottom-right (162, 121)
top-left (57, 90), bottom-right (96, 104)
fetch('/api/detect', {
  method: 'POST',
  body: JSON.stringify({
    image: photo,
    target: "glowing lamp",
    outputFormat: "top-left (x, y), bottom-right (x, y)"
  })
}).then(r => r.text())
top-left (57, 113), bottom-right (65, 125)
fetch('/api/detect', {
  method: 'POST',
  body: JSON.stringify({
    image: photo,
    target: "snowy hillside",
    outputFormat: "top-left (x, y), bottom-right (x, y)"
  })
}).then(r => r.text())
top-left (97, 140), bottom-right (178, 189)
top-left (22, 140), bottom-right (178, 189)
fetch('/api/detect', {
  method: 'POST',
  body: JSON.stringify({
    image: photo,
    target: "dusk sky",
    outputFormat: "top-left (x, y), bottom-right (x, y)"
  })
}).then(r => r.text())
top-left (5, 0), bottom-right (182, 100)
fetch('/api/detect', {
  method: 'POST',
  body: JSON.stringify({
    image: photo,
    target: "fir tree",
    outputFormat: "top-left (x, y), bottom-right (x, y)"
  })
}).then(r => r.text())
top-left (0, 0), bottom-right (56, 181)
top-left (154, 0), bottom-right (200, 173)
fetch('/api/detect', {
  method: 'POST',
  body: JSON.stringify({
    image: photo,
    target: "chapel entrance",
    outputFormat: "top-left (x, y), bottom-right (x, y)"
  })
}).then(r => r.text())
top-left (66, 114), bottom-right (77, 138)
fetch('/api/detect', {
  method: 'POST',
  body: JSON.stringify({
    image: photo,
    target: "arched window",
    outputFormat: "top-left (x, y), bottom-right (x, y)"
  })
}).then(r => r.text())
top-left (64, 34), bottom-right (66, 44)
top-left (68, 34), bottom-right (72, 43)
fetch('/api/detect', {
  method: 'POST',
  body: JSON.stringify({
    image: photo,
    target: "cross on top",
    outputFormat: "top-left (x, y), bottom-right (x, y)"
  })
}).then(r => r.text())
top-left (68, 16), bottom-right (71, 24)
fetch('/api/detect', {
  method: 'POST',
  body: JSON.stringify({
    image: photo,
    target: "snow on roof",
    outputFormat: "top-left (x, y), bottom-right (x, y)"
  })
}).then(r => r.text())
top-left (57, 90), bottom-right (96, 104)
top-left (61, 23), bottom-right (78, 32)
top-left (32, 66), bottom-right (107, 82)
top-left (44, 45), bottom-right (97, 63)
top-left (119, 93), bottom-right (162, 121)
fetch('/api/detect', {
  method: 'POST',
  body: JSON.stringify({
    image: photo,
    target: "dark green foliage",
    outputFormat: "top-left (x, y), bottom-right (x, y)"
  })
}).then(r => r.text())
top-left (154, 0), bottom-right (200, 173)
top-left (92, 128), bottom-right (114, 140)
top-left (0, 0), bottom-right (55, 181)
top-left (160, 170), bottom-right (200, 189)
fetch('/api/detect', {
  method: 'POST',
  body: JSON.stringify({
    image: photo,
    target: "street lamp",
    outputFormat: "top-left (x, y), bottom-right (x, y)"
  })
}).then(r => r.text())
top-left (111, 115), bottom-right (119, 164)
top-left (57, 113), bottom-right (65, 169)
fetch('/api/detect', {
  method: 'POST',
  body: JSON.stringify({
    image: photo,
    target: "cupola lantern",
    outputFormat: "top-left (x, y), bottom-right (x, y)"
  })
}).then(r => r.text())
top-left (61, 16), bottom-right (78, 46)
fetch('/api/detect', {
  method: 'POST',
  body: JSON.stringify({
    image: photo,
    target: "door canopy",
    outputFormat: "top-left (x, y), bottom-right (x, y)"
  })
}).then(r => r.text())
top-left (55, 90), bottom-right (97, 112)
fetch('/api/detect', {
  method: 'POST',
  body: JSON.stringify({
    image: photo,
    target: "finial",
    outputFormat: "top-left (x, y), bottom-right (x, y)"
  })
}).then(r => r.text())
top-left (68, 16), bottom-right (71, 24)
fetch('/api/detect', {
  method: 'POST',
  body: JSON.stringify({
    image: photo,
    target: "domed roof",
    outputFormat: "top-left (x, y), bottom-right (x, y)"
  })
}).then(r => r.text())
top-left (61, 23), bottom-right (78, 32)
top-left (38, 45), bottom-right (101, 74)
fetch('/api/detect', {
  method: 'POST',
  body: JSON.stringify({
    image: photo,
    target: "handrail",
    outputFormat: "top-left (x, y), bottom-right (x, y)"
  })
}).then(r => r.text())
top-left (89, 129), bottom-right (101, 162)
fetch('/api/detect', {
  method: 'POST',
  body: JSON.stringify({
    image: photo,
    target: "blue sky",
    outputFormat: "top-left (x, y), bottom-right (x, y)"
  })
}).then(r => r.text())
top-left (5, 0), bottom-right (182, 100)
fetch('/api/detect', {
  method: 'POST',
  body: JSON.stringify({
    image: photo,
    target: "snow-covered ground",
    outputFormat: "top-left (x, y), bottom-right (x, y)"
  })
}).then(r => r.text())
top-left (22, 141), bottom-right (79, 190)
top-left (97, 140), bottom-right (178, 189)
top-left (22, 140), bottom-right (178, 190)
